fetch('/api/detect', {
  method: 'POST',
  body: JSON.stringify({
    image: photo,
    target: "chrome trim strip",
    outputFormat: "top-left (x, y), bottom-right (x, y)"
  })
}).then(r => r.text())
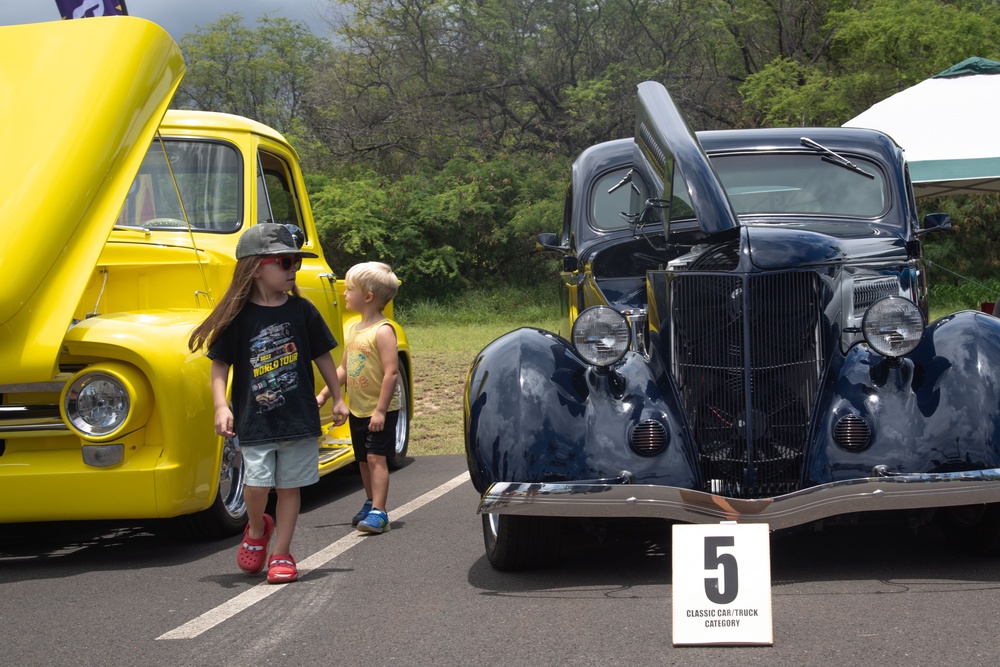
top-left (0, 383), bottom-right (67, 393)
top-left (0, 422), bottom-right (69, 434)
top-left (478, 469), bottom-right (1000, 530)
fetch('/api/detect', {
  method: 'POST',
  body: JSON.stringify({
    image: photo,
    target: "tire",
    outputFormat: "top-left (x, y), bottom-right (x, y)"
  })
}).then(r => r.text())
top-left (388, 360), bottom-right (410, 470)
top-left (177, 436), bottom-right (247, 539)
top-left (939, 503), bottom-right (1000, 555)
top-left (482, 513), bottom-right (562, 571)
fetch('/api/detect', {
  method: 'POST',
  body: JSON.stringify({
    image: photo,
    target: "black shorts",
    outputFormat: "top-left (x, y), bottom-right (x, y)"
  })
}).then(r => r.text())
top-left (349, 410), bottom-right (400, 461)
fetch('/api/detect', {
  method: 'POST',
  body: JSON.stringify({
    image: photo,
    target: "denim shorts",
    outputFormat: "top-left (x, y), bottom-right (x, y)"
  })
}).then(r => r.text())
top-left (241, 436), bottom-right (320, 489)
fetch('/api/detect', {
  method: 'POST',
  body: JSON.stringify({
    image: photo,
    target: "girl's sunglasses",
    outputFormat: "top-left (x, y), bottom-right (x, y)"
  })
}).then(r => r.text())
top-left (259, 255), bottom-right (302, 271)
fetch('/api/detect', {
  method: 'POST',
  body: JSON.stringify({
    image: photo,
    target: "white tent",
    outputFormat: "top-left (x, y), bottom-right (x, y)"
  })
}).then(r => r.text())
top-left (844, 57), bottom-right (1000, 198)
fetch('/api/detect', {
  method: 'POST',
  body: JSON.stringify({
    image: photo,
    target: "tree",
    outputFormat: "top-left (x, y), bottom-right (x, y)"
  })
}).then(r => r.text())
top-left (739, 0), bottom-right (1000, 126)
top-left (173, 13), bottom-right (334, 134)
top-left (307, 0), bottom-right (741, 173)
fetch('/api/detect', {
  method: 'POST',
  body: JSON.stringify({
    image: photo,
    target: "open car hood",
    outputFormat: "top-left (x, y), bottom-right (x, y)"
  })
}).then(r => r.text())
top-left (0, 17), bottom-right (184, 383)
top-left (633, 82), bottom-right (740, 237)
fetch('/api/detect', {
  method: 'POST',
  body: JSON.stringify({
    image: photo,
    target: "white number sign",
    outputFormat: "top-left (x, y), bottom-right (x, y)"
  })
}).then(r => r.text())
top-left (671, 522), bottom-right (773, 646)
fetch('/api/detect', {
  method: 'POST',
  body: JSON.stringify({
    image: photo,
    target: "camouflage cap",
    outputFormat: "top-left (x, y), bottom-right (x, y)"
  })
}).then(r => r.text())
top-left (235, 223), bottom-right (318, 259)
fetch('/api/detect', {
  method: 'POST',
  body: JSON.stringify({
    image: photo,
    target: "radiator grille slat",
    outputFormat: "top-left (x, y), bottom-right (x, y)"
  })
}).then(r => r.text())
top-left (671, 272), bottom-right (823, 498)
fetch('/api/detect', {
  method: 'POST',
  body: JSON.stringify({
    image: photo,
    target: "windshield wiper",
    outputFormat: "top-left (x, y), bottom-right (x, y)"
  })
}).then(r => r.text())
top-left (800, 137), bottom-right (875, 180)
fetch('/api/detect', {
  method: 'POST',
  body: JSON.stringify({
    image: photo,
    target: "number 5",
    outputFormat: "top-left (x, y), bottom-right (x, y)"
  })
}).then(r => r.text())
top-left (704, 535), bottom-right (738, 604)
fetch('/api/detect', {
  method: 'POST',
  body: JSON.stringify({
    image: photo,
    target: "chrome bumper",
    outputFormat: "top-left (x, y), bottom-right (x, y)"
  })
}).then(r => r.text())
top-left (478, 469), bottom-right (1000, 530)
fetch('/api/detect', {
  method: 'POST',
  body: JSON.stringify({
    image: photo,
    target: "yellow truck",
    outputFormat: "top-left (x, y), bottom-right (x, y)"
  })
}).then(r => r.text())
top-left (0, 16), bottom-right (411, 537)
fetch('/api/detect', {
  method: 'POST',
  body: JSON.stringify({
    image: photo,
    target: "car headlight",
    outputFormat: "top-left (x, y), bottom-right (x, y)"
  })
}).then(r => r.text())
top-left (65, 373), bottom-right (130, 436)
top-left (862, 296), bottom-right (924, 357)
top-left (572, 306), bottom-right (630, 367)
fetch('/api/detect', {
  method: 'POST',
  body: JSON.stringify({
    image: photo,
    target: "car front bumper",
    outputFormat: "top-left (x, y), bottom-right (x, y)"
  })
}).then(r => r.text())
top-left (478, 468), bottom-right (1000, 529)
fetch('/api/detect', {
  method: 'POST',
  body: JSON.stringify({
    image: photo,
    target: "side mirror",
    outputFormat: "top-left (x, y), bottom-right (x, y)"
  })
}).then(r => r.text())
top-left (916, 212), bottom-right (953, 235)
top-left (536, 232), bottom-right (569, 252)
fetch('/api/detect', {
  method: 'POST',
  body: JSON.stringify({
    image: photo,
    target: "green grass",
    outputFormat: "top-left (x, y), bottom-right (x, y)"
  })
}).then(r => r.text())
top-left (402, 282), bottom-right (998, 458)
top-left (398, 287), bottom-right (558, 457)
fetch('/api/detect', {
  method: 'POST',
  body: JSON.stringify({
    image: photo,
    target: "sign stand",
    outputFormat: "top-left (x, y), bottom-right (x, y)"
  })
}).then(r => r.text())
top-left (671, 522), bottom-right (773, 646)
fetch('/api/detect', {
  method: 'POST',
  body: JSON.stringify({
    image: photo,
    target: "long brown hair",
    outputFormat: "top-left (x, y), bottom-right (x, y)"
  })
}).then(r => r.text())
top-left (188, 256), bottom-right (302, 351)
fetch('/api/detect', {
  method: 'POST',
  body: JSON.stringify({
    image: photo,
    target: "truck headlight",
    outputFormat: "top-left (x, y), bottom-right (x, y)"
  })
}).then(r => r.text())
top-left (862, 296), bottom-right (924, 357)
top-left (65, 373), bottom-right (129, 435)
top-left (573, 306), bottom-right (629, 367)
top-left (62, 364), bottom-right (153, 438)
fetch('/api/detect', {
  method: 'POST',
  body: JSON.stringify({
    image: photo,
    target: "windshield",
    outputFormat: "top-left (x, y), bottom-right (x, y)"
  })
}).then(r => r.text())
top-left (681, 153), bottom-right (888, 219)
top-left (116, 139), bottom-right (242, 232)
top-left (590, 153), bottom-right (888, 233)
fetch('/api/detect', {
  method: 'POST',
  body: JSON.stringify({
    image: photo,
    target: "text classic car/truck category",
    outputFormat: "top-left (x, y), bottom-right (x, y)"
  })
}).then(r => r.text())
top-left (464, 81), bottom-right (1000, 571)
top-left (0, 17), bottom-right (411, 538)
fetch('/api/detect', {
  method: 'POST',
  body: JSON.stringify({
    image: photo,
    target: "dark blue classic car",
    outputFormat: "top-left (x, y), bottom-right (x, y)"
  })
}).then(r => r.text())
top-left (464, 81), bottom-right (1000, 570)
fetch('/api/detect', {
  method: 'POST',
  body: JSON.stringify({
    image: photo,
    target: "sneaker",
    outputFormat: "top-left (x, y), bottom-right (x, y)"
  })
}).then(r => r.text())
top-left (267, 553), bottom-right (298, 584)
top-left (352, 498), bottom-right (373, 526)
top-left (357, 508), bottom-right (390, 534)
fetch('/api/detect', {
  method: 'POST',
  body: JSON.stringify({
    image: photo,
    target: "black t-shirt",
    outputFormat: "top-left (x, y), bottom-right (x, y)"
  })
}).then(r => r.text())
top-left (207, 296), bottom-right (337, 445)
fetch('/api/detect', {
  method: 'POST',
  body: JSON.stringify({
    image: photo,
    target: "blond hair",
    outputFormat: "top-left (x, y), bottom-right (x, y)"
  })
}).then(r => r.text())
top-left (345, 261), bottom-right (398, 309)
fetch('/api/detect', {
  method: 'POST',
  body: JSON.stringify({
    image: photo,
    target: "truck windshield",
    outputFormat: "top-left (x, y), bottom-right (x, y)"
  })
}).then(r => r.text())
top-left (116, 139), bottom-right (242, 232)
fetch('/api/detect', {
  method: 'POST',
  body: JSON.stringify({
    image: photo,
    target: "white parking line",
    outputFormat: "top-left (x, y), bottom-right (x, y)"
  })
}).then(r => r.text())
top-left (157, 471), bottom-right (470, 640)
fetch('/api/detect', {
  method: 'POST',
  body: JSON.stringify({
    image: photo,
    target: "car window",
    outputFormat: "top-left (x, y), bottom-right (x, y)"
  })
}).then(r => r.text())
top-left (117, 139), bottom-right (242, 232)
top-left (717, 154), bottom-right (887, 217)
top-left (590, 168), bottom-right (650, 231)
top-left (666, 153), bottom-right (888, 222)
top-left (257, 150), bottom-right (305, 232)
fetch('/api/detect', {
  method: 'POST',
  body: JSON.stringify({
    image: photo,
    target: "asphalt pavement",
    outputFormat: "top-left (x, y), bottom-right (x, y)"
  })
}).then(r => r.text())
top-left (3, 454), bottom-right (1000, 667)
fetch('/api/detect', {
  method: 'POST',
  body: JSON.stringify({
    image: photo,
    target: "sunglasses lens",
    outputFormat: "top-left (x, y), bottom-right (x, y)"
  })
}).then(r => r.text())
top-left (266, 256), bottom-right (300, 270)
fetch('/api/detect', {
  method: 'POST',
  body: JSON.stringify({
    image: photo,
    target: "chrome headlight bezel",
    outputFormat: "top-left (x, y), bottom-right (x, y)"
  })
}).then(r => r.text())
top-left (862, 296), bottom-right (925, 358)
top-left (572, 306), bottom-right (630, 367)
top-left (64, 372), bottom-right (131, 437)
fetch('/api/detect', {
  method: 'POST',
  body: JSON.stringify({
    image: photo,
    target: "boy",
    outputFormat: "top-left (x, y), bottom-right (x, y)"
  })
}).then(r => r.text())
top-left (318, 262), bottom-right (400, 533)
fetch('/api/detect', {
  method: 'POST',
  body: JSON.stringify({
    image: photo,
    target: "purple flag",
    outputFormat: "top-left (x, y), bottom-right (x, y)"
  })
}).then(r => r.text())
top-left (55, 0), bottom-right (127, 19)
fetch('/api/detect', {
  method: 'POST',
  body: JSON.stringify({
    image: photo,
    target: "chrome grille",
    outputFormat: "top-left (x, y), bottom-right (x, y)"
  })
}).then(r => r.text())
top-left (670, 272), bottom-right (823, 498)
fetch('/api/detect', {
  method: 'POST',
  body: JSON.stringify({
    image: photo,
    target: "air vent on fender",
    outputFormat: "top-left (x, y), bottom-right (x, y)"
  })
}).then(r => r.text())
top-left (834, 414), bottom-right (872, 451)
top-left (630, 420), bottom-right (668, 456)
top-left (853, 278), bottom-right (900, 317)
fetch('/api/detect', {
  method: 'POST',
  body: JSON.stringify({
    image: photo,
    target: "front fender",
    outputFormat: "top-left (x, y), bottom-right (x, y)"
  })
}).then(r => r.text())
top-left (62, 310), bottom-right (220, 514)
top-left (464, 327), bottom-right (697, 493)
top-left (811, 310), bottom-right (1000, 482)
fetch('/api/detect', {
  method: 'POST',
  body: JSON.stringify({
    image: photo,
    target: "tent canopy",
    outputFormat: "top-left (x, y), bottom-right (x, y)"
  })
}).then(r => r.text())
top-left (844, 57), bottom-right (1000, 198)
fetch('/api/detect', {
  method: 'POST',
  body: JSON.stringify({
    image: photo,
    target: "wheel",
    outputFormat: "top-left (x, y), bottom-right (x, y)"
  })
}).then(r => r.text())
top-left (482, 513), bottom-right (562, 571)
top-left (939, 503), bottom-right (1000, 555)
top-left (388, 360), bottom-right (410, 470)
top-left (177, 436), bottom-right (247, 539)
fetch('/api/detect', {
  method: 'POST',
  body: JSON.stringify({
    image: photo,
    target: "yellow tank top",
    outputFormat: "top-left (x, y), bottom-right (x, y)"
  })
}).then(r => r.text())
top-left (345, 319), bottom-right (400, 417)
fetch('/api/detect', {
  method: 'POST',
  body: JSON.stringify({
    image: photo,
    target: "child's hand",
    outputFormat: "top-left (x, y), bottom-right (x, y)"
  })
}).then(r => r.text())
top-left (316, 392), bottom-right (328, 408)
top-left (330, 399), bottom-right (349, 426)
top-left (369, 409), bottom-right (386, 432)
top-left (214, 406), bottom-right (236, 438)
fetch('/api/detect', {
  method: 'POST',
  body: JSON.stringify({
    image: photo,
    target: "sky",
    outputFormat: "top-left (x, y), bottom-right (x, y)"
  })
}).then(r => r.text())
top-left (0, 0), bottom-right (336, 41)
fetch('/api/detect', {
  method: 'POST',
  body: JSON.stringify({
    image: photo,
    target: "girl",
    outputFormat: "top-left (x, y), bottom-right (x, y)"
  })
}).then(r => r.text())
top-left (189, 223), bottom-right (349, 583)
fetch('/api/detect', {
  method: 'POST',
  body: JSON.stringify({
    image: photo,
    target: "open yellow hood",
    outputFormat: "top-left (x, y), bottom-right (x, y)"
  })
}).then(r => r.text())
top-left (0, 17), bottom-right (184, 383)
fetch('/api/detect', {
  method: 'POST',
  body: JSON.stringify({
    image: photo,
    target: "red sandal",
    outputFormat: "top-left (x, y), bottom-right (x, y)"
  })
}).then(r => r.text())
top-left (236, 513), bottom-right (274, 574)
top-left (267, 553), bottom-right (298, 584)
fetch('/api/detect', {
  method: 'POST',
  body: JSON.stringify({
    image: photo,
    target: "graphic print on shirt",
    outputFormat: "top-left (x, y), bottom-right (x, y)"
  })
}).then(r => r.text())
top-left (248, 322), bottom-right (300, 414)
top-left (346, 337), bottom-right (372, 390)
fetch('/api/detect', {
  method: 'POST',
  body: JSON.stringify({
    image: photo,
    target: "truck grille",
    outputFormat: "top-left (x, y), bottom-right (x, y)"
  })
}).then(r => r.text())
top-left (670, 272), bottom-right (823, 498)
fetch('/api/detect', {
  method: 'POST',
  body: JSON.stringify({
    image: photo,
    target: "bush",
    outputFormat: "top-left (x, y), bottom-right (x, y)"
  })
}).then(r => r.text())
top-left (311, 153), bottom-right (570, 301)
